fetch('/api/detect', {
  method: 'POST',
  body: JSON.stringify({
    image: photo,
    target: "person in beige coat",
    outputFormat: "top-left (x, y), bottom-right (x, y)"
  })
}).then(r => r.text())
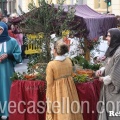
top-left (46, 39), bottom-right (83, 120)
top-left (96, 28), bottom-right (120, 120)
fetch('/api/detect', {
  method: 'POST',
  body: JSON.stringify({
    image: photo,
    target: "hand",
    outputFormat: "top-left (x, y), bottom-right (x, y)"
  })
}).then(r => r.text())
top-left (0, 53), bottom-right (8, 62)
top-left (99, 77), bottom-right (103, 82)
top-left (96, 70), bottom-right (102, 77)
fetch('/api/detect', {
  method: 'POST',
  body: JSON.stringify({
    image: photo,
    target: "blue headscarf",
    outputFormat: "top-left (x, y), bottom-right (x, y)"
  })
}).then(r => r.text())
top-left (0, 22), bottom-right (11, 43)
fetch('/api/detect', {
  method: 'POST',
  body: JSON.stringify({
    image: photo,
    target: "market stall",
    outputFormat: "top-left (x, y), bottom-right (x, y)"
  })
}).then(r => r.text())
top-left (8, 3), bottom-right (115, 120)
top-left (8, 4), bottom-right (117, 60)
top-left (9, 5), bottom-right (117, 40)
top-left (9, 79), bottom-right (102, 120)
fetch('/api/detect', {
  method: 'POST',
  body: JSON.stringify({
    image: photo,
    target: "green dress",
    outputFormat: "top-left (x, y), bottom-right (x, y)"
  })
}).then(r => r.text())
top-left (0, 38), bottom-right (22, 116)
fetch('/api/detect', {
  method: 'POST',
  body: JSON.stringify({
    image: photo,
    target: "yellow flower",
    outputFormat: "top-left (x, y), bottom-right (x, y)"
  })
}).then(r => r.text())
top-left (62, 30), bottom-right (70, 37)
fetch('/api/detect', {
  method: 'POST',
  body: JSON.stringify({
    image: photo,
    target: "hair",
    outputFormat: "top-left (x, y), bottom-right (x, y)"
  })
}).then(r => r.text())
top-left (93, 57), bottom-right (97, 61)
top-left (7, 23), bottom-right (12, 30)
top-left (54, 39), bottom-right (69, 55)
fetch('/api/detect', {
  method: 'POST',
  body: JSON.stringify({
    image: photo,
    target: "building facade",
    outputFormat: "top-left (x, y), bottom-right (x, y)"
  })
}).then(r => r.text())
top-left (0, 0), bottom-right (120, 16)
top-left (0, 0), bottom-right (7, 14)
top-left (87, 0), bottom-right (120, 15)
top-left (7, 0), bottom-right (16, 14)
top-left (15, 0), bottom-right (120, 15)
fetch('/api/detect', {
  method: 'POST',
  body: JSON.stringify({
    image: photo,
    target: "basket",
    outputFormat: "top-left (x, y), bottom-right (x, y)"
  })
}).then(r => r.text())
top-left (76, 69), bottom-right (93, 77)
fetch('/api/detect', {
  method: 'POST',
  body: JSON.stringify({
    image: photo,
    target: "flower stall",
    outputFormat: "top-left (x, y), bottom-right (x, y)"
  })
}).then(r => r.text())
top-left (8, 1), bottom-right (117, 120)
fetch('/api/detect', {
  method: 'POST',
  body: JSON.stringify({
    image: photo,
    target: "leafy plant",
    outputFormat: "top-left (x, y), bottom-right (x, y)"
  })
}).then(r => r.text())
top-left (72, 56), bottom-right (101, 71)
top-left (86, 38), bottom-right (100, 50)
top-left (19, 0), bottom-right (85, 63)
top-left (72, 56), bottom-right (90, 69)
top-left (10, 72), bottom-right (25, 81)
top-left (88, 64), bottom-right (101, 71)
top-left (10, 71), bottom-right (46, 81)
top-left (13, 0), bottom-right (86, 81)
top-left (73, 74), bottom-right (89, 83)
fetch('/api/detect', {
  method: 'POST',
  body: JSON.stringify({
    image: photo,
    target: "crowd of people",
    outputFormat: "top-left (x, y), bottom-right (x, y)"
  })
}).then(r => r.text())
top-left (0, 15), bottom-right (26, 59)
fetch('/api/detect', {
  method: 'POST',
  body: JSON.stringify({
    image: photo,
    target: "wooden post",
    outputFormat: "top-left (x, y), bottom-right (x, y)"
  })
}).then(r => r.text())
top-left (84, 38), bottom-right (90, 61)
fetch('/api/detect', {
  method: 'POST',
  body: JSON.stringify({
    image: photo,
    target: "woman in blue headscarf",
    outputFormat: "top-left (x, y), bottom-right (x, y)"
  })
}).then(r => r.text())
top-left (0, 22), bottom-right (22, 119)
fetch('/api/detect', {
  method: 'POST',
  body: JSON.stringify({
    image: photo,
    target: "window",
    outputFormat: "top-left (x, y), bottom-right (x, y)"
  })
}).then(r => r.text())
top-left (8, 0), bottom-right (16, 14)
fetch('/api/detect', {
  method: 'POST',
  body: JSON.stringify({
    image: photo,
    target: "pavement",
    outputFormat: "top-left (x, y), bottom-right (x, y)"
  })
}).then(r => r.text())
top-left (14, 59), bottom-right (28, 73)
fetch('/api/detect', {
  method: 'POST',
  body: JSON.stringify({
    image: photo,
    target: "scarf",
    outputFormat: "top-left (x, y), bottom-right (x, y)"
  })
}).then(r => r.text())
top-left (0, 22), bottom-right (11, 43)
top-left (105, 28), bottom-right (120, 57)
top-left (54, 55), bottom-right (66, 61)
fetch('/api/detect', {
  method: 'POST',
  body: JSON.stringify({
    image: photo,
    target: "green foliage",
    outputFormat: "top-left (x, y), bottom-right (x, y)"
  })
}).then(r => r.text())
top-left (88, 64), bottom-right (101, 71)
top-left (72, 56), bottom-right (101, 71)
top-left (10, 71), bottom-right (46, 81)
top-left (73, 74), bottom-right (89, 83)
top-left (17, 0), bottom-right (85, 82)
top-left (20, 0), bottom-right (83, 63)
top-left (72, 56), bottom-right (90, 69)
top-left (28, 0), bottom-right (36, 10)
top-left (26, 54), bottom-right (47, 80)
top-left (87, 38), bottom-right (100, 50)
top-left (27, 54), bottom-right (42, 74)
top-left (10, 72), bottom-right (25, 81)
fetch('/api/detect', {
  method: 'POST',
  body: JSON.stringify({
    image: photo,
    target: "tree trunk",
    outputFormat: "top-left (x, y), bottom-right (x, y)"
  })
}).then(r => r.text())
top-left (84, 38), bottom-right (90, 61)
